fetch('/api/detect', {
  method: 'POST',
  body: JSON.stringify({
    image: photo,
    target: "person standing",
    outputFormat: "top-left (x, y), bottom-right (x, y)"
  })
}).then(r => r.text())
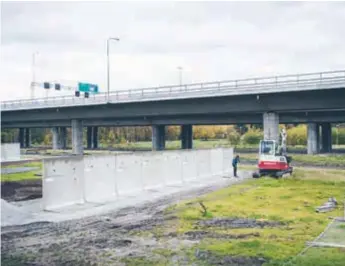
top-left (232, 155), bottom-right (240, 177)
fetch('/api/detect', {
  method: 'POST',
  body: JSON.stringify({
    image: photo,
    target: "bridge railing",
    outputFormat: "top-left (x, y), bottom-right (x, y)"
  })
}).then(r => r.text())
top-left (1, 70), bottom-right (345, 111)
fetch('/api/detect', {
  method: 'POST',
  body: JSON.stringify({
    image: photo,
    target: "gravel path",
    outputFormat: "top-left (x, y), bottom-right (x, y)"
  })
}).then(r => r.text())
top-left (1, 173), bottom-right (253, 266)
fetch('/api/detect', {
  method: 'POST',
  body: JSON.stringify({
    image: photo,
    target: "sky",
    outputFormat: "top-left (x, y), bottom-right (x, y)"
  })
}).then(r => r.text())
top-left (1, 1), bottom-right (345, 101)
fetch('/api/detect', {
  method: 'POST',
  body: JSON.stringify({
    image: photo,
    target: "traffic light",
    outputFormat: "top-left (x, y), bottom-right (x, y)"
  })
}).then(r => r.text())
top-left (85, 92), bottom-right (89, 98)
top-left (55, 83), bottom-right (61, 90)
top-left (44, 82), bottom-right (50, 89)
top-left (75, 91), bottom-right (80, 97)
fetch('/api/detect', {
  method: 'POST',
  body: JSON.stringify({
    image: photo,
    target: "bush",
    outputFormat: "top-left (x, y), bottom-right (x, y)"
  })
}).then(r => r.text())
top-left (287, 125), bottom-right (307, 146)
top-left (332, 127), bottom-right (345, 145)
top-left (242, 129), bottom-right (263, 145)
top-left (227, 131), bottom-right (241, 146)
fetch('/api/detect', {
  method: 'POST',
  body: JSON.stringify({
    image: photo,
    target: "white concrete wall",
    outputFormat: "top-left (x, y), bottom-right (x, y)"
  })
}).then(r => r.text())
top-left (43, 148), bottom-right (234, 210)
top-left (1, 143), bottom-right (20, 162)
top-left (43, 157), bottom-right (84, 210)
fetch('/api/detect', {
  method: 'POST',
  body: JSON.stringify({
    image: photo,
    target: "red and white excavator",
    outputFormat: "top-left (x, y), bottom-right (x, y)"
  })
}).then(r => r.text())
top-left (252, 128), bottom-right (293, 178)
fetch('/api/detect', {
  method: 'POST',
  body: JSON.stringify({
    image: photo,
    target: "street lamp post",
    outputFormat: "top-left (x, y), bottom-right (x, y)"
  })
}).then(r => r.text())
top-left (177, 66), bottom-right (183, 87)
top-left (107, 37), bottom-right (120, 102)
top-left (31, 51), bottom-right (39, 99)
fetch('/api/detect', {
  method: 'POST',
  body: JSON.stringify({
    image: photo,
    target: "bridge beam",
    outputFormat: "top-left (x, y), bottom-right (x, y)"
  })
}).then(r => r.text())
top-left (307, 123), bottom-right (320, 154)
top-left (263, 112), bottom-right (279, 143)
top-left (87, 126), bottom-right (99, 149)
top-left (52, 127), bottom-right (67, 150)
top-left (320, 123), bottom-right (332, 153)
top-left (181, 125), bottom-right (193, 149)
top-left (152, 125), bottom-right (165, 151)
top-left (72, 120), bottom-right (84, 155)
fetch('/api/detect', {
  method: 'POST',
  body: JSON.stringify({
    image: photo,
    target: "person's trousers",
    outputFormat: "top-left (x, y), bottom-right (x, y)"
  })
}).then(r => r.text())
top-left (233, 166), bottom-right (237, 177)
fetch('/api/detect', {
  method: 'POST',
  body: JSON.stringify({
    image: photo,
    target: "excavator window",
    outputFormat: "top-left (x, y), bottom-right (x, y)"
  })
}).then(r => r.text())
top-left (260, 140), bottom-right (275, 155)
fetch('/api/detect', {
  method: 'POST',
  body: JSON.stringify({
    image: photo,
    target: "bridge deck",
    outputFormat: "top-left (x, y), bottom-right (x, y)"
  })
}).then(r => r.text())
top-left (1, 70), bottom-right (345, 111)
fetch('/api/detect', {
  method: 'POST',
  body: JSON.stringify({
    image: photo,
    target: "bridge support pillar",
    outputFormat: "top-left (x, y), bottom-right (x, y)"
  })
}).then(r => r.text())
top-left (87, 126), bottom-right (99, 149)
top-left (320, 123), bottom-right (332, 153)
top-left (263, 112), bottom-right (279, 143)
top-left (72, 120), bottom-right (84, 155)
top-left (52, 127), bottom-right (67, 150)
top-left (307, 123), bottom-right (320, 154)
top-left (152, 125), bottom-right (165, 151)
top-left (18, 128), bottom-right (30, 148)
top-left (24, 128), bottom-right (31, 148)
top-left (181, 125), bottom-right (193, 149)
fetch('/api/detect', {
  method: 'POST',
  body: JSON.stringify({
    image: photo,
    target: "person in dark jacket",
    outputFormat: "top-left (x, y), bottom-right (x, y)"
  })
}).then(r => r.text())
top-left (232, 155), bottom-right (240, 177)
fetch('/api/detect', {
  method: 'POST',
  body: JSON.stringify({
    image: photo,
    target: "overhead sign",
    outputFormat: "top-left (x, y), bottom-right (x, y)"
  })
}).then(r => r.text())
top-left (78, 82), bottom-right (99, 94)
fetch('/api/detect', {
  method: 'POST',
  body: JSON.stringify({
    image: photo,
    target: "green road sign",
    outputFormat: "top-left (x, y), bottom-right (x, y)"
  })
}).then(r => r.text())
top-left (78, 82), bottom-right (99, 93)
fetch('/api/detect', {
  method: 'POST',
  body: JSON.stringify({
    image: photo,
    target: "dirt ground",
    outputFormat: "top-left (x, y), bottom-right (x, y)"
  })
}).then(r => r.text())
top-left (1, 179), bottom-right (42, 202)
top-left (0, 178), bottom-right (271, 266)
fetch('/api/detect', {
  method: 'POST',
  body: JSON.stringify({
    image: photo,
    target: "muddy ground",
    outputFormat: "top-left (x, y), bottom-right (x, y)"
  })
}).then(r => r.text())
top-left (1, 177), bottom-right (276, 266)
top-left (1, 179), bottom-right (42, 202)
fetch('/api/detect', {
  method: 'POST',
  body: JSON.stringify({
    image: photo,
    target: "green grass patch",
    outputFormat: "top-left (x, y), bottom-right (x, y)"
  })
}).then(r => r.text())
top-left (1, 170), bottom-right (42, 182)
top-left (1, 161), bottom-right (42, 169)
top-left (163, 168), bottom-right (345, 264)
top-left (1, 161), bottom-right (42, 182)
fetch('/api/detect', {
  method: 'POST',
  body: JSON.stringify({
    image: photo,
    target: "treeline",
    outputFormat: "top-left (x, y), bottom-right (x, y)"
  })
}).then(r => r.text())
top-left (1, 124), bottom-right (345, 146)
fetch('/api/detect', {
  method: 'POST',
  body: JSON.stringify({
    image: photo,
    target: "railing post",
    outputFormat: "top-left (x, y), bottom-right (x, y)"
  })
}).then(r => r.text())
top-left (218, 82), bottom-right (220, 90)
top-left (235, 80), bottom-right (238, 88)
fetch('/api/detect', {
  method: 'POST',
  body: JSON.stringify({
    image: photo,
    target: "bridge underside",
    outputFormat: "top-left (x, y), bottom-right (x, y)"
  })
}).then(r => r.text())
top-left (2, 88), bottom-right (345, 154)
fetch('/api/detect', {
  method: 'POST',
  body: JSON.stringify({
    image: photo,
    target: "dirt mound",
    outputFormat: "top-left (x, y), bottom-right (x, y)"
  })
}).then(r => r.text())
top-left (1, 179), bottom-right (42, 202)
top-left (195, 249), bottom-right (267, 266)
top-left (183, 231), bottom-right (260, 240)
top-left (199, 218), bottom-right (283, 228)
top-left (1, 199), bottom-right (35, 227)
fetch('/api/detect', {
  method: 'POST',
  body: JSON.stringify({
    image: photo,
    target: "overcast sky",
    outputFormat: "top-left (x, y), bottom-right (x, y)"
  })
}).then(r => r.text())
top-left (1, 1), bottom-right (345, 101)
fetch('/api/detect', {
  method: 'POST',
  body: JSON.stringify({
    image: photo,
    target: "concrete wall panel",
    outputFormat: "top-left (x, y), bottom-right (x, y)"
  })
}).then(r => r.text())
top-left (163, 151), bottom-right (183, 185)
top-left (115, 153), bottom-right (143, 196)
top-left (211, 148), bottom-right (224, 176)
top-left (142, 153), bottom-right (165, 190)
top-left (1, 143), bottom-right (20, 162)
top-left (43, 157), bottom-right (84, 210)
top-left (196, 149), bottom-right (212, 179)
top-left (84, 155), bottom-right (116, 202)
top-left (222, 148), bottom-right (234, 175)
top-left (181, 150), bottom-right (198, 182)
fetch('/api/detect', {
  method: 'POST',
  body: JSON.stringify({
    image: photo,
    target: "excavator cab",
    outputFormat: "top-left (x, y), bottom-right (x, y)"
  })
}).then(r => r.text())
top-left (253, 137), bottom-right (293, 178)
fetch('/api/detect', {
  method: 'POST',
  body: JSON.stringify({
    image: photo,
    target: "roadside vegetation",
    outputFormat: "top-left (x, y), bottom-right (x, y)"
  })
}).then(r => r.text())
top-left (127, 168), bottom-right (345, 265)
top-left (1, 162), bottom-right (42, 182)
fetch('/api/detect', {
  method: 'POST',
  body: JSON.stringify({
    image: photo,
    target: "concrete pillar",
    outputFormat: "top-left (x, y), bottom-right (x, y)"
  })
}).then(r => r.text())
top-left (320, 123), bottom-right (332, 153)
top-left (52, 127), bottom-right (59, 150)
top-left (59, 127), bottom-right (67, 149)
top-left (52, 127), bottom-right (67, 150)
top-left (24, 128), bottom-right (31, 148)
top-left (308, 123), bottom-right (319, 154)
top-left (93, 126), bottom-right (99, 149)
top-left (152, 125), bottom-right (165, 151)
top-left (87, 126), bottom-right (99, 149)
top-left (181, 125), bottom-right (193, 149)
top-left (18, 128), bottom-right (25, 148)
top-left (72, 120), bottom-right (83, 155)
top-left (263, 112), bottom-right (279, 143)
top-left (87, 127), bottom-right (93, 149)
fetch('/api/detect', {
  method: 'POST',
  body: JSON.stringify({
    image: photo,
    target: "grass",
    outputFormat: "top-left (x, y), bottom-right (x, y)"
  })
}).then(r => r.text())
top-left (161, 168), bottom-right (345, 265)
top-left (1, 162), bottom-right (42, 182)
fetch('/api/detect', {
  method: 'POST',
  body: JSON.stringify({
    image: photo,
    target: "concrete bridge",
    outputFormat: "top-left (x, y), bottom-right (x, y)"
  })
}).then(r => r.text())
top-left (1, 70), bottom-right (345, 155)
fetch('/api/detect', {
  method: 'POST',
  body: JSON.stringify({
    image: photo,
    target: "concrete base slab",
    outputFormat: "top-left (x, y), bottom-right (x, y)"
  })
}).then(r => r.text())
top-left (2, 171), bottom-right (251, 227)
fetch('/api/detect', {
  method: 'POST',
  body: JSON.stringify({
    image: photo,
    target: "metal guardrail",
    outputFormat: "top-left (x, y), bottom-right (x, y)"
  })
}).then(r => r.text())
top-left (1, 70), bottom-right (345, 111)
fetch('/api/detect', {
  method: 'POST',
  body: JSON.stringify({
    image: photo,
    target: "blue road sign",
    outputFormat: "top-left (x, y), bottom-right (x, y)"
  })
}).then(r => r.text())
top-left (78, 82), bottom-right (99, 94)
